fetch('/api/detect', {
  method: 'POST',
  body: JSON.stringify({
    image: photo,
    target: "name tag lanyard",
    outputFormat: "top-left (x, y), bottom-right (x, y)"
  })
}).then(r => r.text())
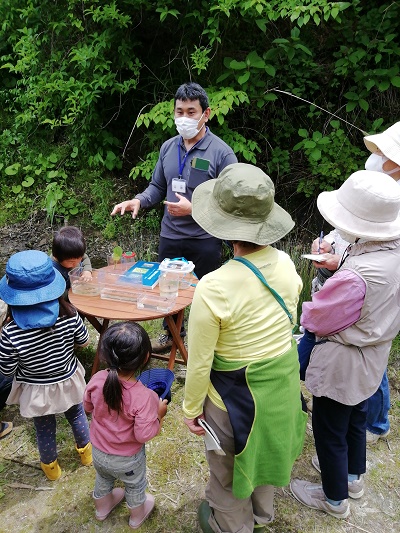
top-left (177, 129), bottom-right (208, 178)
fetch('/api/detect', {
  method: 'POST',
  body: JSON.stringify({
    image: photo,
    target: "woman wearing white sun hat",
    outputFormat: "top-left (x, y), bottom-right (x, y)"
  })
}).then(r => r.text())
top-left (291, 170), bottom-right (400, 519)
top-left (308, 121), bottom-right (400, 445)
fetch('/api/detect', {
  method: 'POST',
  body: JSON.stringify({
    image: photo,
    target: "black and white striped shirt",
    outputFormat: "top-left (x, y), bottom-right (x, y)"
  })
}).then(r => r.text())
top-left (0, 314), bottom-right (88, 385)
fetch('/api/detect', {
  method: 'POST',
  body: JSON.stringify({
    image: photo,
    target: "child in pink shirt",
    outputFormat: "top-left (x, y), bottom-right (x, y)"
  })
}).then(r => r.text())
top-left (84, 322), bottom-right (168, 529)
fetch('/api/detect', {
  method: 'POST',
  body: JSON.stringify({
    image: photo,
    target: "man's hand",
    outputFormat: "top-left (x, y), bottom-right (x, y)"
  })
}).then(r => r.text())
top-left (111, 199), bottom-right (140, 219)
top-left (184, 416), bottom-right (206, 436)
top-left (164, 193), bottom-right (192, 217)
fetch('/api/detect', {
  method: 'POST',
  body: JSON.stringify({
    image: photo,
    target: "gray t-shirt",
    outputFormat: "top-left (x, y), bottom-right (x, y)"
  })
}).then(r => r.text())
top-left (135, 129), bottom-right (237, 239)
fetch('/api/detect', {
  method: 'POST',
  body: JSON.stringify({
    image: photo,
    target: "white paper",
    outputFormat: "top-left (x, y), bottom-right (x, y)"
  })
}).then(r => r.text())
top-left (198, 418), bottom-right (226, 455)
top-left (301, 253), bottom-right (331, 263)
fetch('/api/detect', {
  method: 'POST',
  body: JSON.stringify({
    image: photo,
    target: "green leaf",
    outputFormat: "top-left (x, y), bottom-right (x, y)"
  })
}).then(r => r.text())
top-left (298, 129), bottom-right (308, 138)
top-left (12, 185), bottom-right (22, 194)
top-left (237, 71), bottom-right (250, 85)
top-left (304, 140), bottom-right (316, 149)
top-left (310, 149), bottom-right (321, 161)
top-left (246, 50), bottom-right (265, 69)
top-left (344, 92), bottom-right (359, 101)
top-left (359, 99), bottom-right (369, 112)
top-left (378, 80), bottom-right (390, 91)
top-left (365, 80), bottom-right (375, 91)
top-left (113, 246), bottom-right (123, 259)
top-left (346, 101), bottom-right (357, 112)
top-left (391, 76), bottom-right (400, 88)
top-left (5, 163), bottom-right (20, 175)
top-left (295, 44), bottom-right (312, 56)
top-left (264, 93), bottom-right (277, 101)
top-left (229, 60), bottom-right (246, 70)
top-left (265, 64), bottom-right (276, 77)
top-left (22, 176), bottom-right (35, 187)
top-left (255, 19), bottom-right (266, 32)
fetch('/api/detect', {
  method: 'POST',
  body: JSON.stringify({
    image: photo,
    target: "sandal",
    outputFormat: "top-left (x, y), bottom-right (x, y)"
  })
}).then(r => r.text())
top-left (0, 421), bottom-right (13, 439)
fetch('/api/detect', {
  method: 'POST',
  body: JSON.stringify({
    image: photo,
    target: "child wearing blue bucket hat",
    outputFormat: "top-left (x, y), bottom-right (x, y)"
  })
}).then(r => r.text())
top-left (83, 321), bottom-right (168, 529)
top-left (0, 250), bottom-right (92, 480)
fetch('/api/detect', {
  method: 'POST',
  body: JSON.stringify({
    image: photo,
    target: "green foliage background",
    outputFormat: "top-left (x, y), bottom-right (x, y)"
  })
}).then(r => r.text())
top-left (0, 0), bottom-right (399, 237)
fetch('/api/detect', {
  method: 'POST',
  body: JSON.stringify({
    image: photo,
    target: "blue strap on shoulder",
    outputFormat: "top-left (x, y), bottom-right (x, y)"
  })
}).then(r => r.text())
top-left (232, 256), bottom-right (294, 325)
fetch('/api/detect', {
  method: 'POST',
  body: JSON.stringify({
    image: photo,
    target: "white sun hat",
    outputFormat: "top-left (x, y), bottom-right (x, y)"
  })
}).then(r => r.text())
top-left (317, 170), bottom-right (400, 241)
top-left (364, 121), bottom-right (400, 166)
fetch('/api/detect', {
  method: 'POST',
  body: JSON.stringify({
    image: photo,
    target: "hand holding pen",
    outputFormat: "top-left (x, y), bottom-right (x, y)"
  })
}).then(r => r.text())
top-left (312, 233), bottom-right (335, 255)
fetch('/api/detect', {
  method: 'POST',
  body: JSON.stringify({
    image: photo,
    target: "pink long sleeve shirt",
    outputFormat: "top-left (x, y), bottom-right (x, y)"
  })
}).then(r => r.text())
top-left (84, 370), bottom-right (160, 456)
top-left (301, 269), bottom-right (366, 336)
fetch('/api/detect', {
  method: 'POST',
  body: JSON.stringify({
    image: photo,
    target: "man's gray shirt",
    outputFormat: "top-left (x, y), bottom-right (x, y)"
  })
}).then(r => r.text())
top-left (135, 129), bottom-right (237, 239)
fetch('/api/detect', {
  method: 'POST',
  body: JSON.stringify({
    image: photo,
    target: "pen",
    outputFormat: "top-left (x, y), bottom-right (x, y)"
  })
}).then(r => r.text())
top-left (318, 230), bottom-right (324, 253)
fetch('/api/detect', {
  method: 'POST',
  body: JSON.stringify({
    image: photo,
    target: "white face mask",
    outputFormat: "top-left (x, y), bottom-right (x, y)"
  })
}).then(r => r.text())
top-left (365, 153), bottom-right (400, 176)
top-left (175, 112), bottom-right (205, 139)
top-left (337, 229), bottom-right (357, 244)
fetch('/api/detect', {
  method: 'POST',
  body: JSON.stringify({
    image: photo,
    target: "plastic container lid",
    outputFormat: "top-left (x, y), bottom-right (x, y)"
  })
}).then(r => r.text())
top-left (159, 258), bottom-right (195, 274)
top-left (122, 251), bottom-right (136, 259)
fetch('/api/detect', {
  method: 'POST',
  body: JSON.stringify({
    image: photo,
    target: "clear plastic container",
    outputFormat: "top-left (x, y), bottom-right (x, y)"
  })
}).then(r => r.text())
top-left (100, 286), bottom-right (144, 303)
top-left (137, 294), bottom-right (176, 313)
top-left (159, 258), bottom-right (195, 275)
top-left (159, 258), bottom-right (195, 289)
top-left (69, 267), bottom-right (102, 296)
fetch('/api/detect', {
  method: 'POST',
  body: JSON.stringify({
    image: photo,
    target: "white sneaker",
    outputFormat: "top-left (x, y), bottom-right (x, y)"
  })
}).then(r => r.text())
top-left (366, 428), bottom-right (390, 445)
top-left (311, 455), bottom-right (364, 499)
top-left (290, 479), bottom-right (350, 519)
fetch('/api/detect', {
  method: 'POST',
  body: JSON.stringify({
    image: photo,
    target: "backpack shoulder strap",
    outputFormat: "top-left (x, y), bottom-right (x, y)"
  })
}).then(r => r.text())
top-left (232, 256), bottom-right (294, 325)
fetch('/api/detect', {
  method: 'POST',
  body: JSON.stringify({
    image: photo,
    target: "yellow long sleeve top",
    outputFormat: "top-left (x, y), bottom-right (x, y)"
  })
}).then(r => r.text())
top-left (183, 246), bottom-right (302, 418)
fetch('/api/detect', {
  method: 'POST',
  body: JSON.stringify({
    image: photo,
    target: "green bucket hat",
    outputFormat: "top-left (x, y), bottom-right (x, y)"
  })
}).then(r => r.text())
top-left (192, 163), bottom-right (294, 245)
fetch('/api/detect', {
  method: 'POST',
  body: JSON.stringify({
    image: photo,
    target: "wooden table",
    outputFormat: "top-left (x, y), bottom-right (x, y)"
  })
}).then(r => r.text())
top-left (69, 266), bottom-right (196, 375)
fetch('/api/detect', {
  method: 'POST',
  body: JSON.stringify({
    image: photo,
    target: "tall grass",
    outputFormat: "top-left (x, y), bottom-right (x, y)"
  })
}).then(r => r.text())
top-left (275, 238), bottom-right (315, 331)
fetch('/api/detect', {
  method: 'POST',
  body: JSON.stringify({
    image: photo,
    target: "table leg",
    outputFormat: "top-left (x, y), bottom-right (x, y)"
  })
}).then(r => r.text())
top-left (163, 311), bottom-right (187, 369)
top-left (90, 318), bottom-right (109, 376)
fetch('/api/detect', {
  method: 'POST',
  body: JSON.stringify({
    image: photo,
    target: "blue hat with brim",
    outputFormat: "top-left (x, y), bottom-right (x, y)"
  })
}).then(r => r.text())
top-left (12, 299), bottom-right (60, 330)
top-left (137, 368), bottom-right (175, 402)
top-left (0, 250), bottom-right (66, 306)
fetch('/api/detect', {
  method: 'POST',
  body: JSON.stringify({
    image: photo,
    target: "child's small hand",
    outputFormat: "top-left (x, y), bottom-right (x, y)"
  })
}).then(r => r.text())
top-left (81, 271), bottom-right (93, 281)
top-left (158, 398), bottom-right (168, 420)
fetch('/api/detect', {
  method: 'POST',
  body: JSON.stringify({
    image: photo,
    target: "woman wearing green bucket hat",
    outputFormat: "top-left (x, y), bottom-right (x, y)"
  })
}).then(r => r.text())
top-left (183, 163), bottom-right (307, 532)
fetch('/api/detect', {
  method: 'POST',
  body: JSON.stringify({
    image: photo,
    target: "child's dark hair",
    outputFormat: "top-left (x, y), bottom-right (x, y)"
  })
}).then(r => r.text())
top-left (100, 322), bottom-right (151, 414)
top-left (52, 226), bottom-right (86, 262)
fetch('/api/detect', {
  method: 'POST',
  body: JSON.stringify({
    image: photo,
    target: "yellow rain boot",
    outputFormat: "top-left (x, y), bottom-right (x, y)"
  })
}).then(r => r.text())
top-left (76, 442), bottom-right (93, 466)
top-left (41, 459), bottom-right (62, 481)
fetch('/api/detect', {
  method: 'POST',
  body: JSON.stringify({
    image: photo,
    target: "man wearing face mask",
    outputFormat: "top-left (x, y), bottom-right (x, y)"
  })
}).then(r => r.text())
top-left (306, 121), bottom-right (400, 445)
top-left (111, 82), bottom-right (237, 351)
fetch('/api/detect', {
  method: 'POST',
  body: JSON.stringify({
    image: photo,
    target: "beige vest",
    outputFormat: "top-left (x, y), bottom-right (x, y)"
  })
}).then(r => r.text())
top-left (305, 240), bottom-right (400, 405)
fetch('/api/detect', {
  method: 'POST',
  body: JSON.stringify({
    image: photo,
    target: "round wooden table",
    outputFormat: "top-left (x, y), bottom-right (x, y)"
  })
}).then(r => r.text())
top-left (69, 266), bottom-right (196, 375)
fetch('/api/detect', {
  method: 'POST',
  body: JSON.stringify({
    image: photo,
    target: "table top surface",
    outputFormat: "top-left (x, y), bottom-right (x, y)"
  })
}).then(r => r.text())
top-left (68, 265), bottom-right (196, 321)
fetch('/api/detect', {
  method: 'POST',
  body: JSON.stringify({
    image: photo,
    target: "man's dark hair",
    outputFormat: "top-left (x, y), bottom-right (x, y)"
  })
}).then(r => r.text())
top-left (52, 226), bottom-right (86, 261)
top-left (174, 82), bottom-right (209, 111)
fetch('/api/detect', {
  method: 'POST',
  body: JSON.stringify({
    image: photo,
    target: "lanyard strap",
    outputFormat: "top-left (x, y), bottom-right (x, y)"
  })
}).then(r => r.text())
top-left (232, 256), bottom-right (294, 325)
top-left (177, 129), bottom-right (208, 177)
top-left (177, 146), bottom-right (191, 177)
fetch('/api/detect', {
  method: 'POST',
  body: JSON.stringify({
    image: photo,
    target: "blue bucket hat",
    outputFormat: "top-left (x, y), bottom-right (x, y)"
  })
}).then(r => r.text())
top-left (137, 368), bottom-right (175, 402)
top-left (0, 251), bottom-right (66, 330)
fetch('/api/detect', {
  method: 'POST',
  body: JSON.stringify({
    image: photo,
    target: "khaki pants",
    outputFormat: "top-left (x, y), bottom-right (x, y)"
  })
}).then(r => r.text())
top-left (204, 397), bottom-right (274, 533)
